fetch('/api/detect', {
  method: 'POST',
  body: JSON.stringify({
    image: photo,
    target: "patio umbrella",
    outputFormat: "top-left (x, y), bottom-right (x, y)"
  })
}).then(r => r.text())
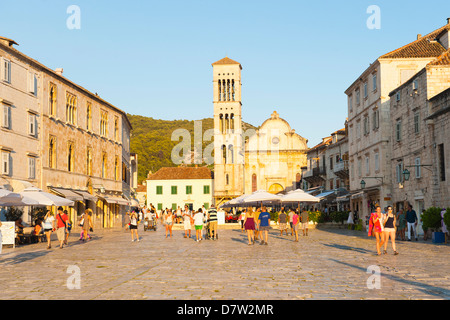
top-left (242, 190), bottom-right (281, 207)
top-left (280, 189), bottom-right (321, 203)
top-left (0, 188), bottom-right (40, 206)
top-left (19, 186), bottom-right (74, 206)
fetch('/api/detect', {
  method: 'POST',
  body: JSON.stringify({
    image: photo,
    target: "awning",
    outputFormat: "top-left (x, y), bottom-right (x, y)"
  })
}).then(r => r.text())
top-left (316, 191), bottom-right (335, 200)
top-left (100, 195), bottom-right (130, 206)
top-left (73, 190), bottom-right (98, 202)
top-left (336, 195), bottom-right (350, 202)
top-left (350, 191), bottom-right (365, 199)
top-left (49, 187), bottom-right (83, 201)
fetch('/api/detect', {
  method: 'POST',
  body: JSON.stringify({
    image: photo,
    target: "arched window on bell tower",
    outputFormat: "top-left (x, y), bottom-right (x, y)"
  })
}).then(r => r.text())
top-left (218, 79), bottom-right (222, 101)
top-left (228, 144), bottom-right (234, 164)
top-left (230, 114), bottom-right (234, 132)
top-left (219, 114), bottom-right (224, 133)
top-left (225, 114), bottom-right (229, 133)
top-left (221, 144), bottom-right (226, 164)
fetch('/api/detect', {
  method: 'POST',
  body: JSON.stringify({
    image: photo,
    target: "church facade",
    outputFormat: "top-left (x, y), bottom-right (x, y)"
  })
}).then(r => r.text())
top-left (212, 57), bottom-right (308, 205)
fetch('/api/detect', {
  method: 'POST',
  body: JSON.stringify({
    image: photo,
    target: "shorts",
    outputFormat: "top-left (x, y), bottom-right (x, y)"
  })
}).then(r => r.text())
top-left (130, 224), bottom-right (137, 230)
top-left (260, 225), bottom-right (270, 231)
top-left (293, 224), bottom-right (299, 231)
top-left (195, 225), bottom-right (203, 230)
top-left (302, 223), bottom-right (308, 230)
top-left (56, 228), bottom-right (66, 241)
top-left (384, 227), bottom-right (396, 232)
top-left (279, 223), bottom-right (287, 230)
top-left (44, 228), bottom-right (53, 232)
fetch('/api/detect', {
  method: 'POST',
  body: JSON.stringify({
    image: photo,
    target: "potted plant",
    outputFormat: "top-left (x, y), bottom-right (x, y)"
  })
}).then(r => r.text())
top-left (421, 207), bottom-right (444, 243)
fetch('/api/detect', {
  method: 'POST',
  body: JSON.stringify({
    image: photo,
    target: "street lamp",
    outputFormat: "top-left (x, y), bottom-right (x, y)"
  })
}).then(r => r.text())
top-left (360, 180), bottom-right (366, 189)
top-left (402, 169), bottom-right (410, 181)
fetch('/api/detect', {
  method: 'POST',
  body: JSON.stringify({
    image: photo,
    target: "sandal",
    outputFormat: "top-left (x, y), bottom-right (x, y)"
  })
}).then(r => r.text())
top-left (394, 251), bottom-right (399, 255)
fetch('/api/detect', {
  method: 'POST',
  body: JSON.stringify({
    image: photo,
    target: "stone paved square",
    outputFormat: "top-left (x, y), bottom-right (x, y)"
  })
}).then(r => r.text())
top-left (0, 223), bottom-right (449, 300)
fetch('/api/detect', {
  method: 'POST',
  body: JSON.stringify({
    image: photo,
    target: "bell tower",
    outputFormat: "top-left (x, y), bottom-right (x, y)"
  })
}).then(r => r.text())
top-left (212, 57), bottom-right (244, 205)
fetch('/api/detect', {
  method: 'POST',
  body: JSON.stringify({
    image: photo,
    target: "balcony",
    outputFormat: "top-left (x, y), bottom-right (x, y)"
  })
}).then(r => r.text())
top-left (333, 160), bottom-right (349, 179)
top-left (303, 166), bottom-right (326, 183)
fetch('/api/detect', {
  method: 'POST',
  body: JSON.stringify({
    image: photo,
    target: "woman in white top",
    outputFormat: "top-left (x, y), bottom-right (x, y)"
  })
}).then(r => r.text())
top-left (165, 209), bottom-right (173, 238)
top-left (43, 210), bottom-right (55, 249)
top-left (193, 209), bottom-right (205, 242)
top-left (183, 205), bottom-right (192, 239)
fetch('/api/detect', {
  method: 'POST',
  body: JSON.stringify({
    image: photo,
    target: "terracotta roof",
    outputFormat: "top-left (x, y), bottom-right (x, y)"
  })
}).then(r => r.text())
top-left (147, 166), bottom-right (212, 180)
top-left (136, 184), bottom-right (147, 193)
top-left (212, 57), bottom-right (242, 67)
top-left (380, 24), bottom-right (450, 59)
top-left (308, 137), bottom-right (332, 152)
top-left (427, 48), bottom-right (450, 66)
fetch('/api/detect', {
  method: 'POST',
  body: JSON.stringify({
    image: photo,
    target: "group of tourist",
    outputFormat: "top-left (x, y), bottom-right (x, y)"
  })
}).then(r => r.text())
top-left (36, 207), bottom-right (94, 249)
top-left (124, 204), bottom-right (219, 242)
top-left (368, 204), bottom-right (420, 255)
top-left (240, 207), bottom-right (309, 245)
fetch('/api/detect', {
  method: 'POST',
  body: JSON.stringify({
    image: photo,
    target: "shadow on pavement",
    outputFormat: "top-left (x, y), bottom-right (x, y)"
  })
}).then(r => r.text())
top-left (329, 258), bottom-right (450, 299)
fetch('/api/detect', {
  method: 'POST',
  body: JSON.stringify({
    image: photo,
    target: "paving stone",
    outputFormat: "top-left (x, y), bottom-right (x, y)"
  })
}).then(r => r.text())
top-left (0, 223), bottom-right (449, 300)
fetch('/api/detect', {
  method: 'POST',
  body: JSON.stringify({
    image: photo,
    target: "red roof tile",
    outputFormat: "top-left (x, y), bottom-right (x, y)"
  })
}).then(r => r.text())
top-left (380, 24), bottom-right (450, 59)
top-left (147, 166), bottom-right (212, 180)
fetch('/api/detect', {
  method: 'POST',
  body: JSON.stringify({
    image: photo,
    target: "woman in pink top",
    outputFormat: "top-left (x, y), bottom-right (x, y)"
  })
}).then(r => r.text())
top-left (368, 206), bottom-right (385, 255)
top-left (292, 210), bottom-right (300, 242)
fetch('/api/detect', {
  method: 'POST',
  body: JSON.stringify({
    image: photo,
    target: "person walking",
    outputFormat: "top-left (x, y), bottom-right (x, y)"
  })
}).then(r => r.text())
top-left (292, 209), bottom-right (299, 242)
top-left (288, 208), bottom-right (294, 236)
top-left (278, 208), bottom-right (288, 236)
top-left (82, 209), bottom-right (94, 242)
top-left (130, 210), bottom-right (140, 242)
top-left (301, 208), bottom-right (309, 236)
top-left (383, 206), bottom-right (399, 255)
top-left (43, 210), bottom-right (55, 249)
top-left (258, 206), bottom-right (271, 245)
top-left (239, 210), bottom-right (246, 233)
top-left (208, 205), bottom-right (218, 240)
top-left (397, 209), bottom-right (406, 241)
top-left (368, 206), bottom-right (385, 255)
top-left (183, 205), bottom-right (192, 239)
top-left (165, 209), bottom-right (174, 238)
top-left (55, 207), bottom-right (69, 249)
top-left (406, 204), bottom-right (418, 241)
top-left (193, 209), bottom-right (204, 242)
top-left (79, 211), bottom-right (92, 241)
top-left (244, 207), bottom-right (256, 245)
top-left (254, 207), bottom-right (261, 241)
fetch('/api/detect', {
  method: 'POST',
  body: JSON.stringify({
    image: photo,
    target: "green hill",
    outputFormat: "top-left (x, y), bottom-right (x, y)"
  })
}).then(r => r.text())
top-left (127, 114), bottom-right (257, 184)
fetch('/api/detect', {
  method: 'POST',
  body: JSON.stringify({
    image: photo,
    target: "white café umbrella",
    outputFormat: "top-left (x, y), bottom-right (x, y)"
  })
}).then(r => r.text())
top-left (0, 188), bottom-right (40, 206)
top-left (242, 190), bottom-right (281, 206)
top-left (19, 186), bottom-right (74, 206)
top-left (280, 189), bottom-right (321, 203)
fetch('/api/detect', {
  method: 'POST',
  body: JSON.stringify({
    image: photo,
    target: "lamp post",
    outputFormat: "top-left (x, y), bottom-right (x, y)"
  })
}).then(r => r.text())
top-left (402, 169), bottom-right (411, 181)
top-left (360, 180), bottom-right (366, 189)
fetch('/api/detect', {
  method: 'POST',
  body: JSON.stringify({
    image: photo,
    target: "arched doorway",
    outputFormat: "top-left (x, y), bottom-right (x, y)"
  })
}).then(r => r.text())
top-left (268, 183), bottom-right (284, 194)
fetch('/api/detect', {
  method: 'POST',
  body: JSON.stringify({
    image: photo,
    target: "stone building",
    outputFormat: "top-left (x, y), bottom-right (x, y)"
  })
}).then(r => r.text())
top-left (388, 47), bottom-right (450, 217)
top-left (211, 58), bottom-right (309, 205)
top-left (302, 123), bottom-right (349, 211)
top-left (244, 111), bottom-right (308, 194)
top-left (427, 86), bottom-right (450, 209)
top-left (146, 166), bottom-right (213, 211)
top-left (0, 36), bottom-right (134, 228)
top-left (345, 19), bottom-right (450, 221)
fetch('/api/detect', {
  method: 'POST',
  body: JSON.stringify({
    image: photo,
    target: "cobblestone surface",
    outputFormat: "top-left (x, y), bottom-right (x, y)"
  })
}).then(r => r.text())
top-left (0, 223), bottom-right (449, 300)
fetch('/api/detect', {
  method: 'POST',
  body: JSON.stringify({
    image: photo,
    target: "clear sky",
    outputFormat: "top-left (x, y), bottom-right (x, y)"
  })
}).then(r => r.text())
top-left (1, 0), bottom-right (450, 147)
